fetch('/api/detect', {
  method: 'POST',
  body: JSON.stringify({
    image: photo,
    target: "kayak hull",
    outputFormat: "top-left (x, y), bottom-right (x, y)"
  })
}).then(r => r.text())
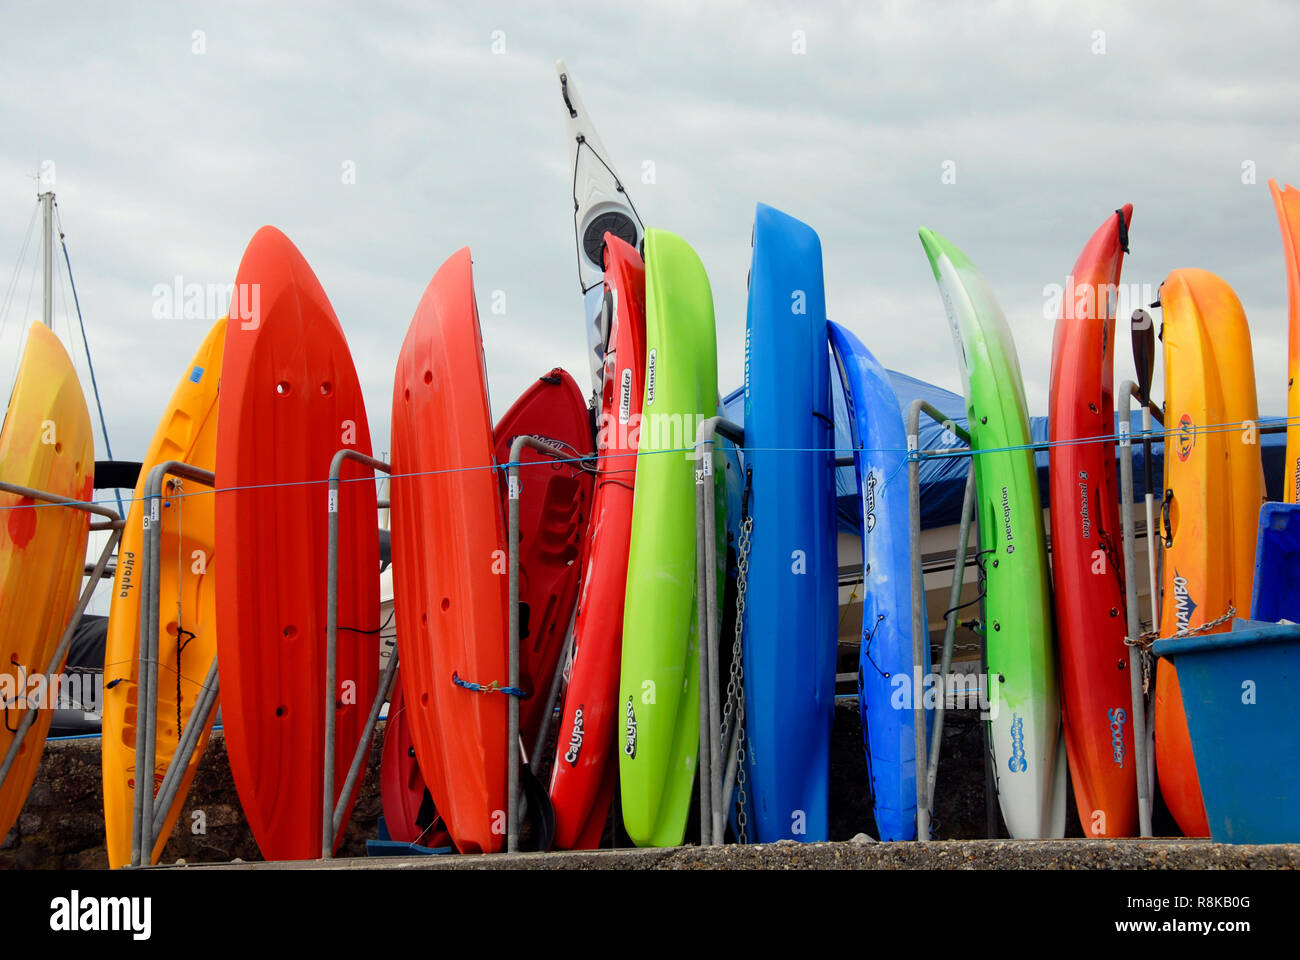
top-left (1047, 206), bottom-right (1138, 837)
top-left (215, 227), bottom-right (379, 862)
top-left (492, 370), bottom-right (593, 746)
top-left (829, 321), bottom-right (924, 841)
top-left (550, 235), bottom-right (646, 850)
top-left (742, 204), bottom-right (837, 843)
top-left (0, 324), bottom-right (93, 843)
top-left (390, 247), bottom-right (509, 854)
top-left (618, 229), bottom-right (723, 848)
top-left (920, 228), bottom-right (1066, 839)
top-left (1155, 268), bottom-right (1265, 837)
top-left (103, 317), bottom-right (225, 867)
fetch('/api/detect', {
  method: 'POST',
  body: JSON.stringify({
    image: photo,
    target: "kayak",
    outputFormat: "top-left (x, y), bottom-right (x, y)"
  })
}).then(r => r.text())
top-left (0, 323), bottom-right (93, 844)
top-left (556, 59), bottom-right (644, 399)
top-left (618, 228), bottom-right (724, 847)
top-left (390, 247), bottom-right (509, 854)
top-left (491, 368), bottom-right (593, 745)
top-left (1154, 268), bottom-right (1265, 837)
top-left (741, 203), bottom-right (837, 842)
top-left (1047, 205), bottom-right (1138, 837)
top-left (215, 226), bottom-right (380, 861)
top-left (919, 227), bottom-right (1066, 839)
top-left (829, 320), bottom-right (924, 841)
top-left (1268, 180), bottom-right (1300, 504)
top-left (550, 233), bottom-right (646, 850)
top-left (102, 316), bottom-right (225, 867)
top-left (379, 673), bottom-right (427, 844)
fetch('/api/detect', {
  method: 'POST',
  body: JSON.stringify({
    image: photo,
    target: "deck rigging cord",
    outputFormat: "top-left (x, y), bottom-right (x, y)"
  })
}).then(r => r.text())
top-left (55, 204), bottom-right (123, 516)
top-left (0, 202), bottom-right (39, 345)
top-left (568, 137), bottom-right (644, 297)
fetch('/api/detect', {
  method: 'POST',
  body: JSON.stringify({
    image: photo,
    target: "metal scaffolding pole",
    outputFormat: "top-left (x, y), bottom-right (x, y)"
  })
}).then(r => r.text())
top-left (506, 435), bottom-right (575, 853)
top-left (906, 399), bottom-right (973, 841)
top-left (131, 460), bottom-right (214, 867)
top-left (322, 449), bottom-right (392, 859)
top-left (693, 416), bottom-right (745, 845)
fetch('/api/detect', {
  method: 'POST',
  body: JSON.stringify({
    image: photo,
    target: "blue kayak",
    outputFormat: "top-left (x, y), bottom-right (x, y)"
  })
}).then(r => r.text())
top-left (739, 203), bottom-right (838, 842)
top-left (829, 321), bottom-right (928, 841)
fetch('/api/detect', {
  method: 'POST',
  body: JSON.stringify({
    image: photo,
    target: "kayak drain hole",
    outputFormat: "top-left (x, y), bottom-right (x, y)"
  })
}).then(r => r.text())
top-left (320, 381), bottom-right (333, 396)
top-left (404, 388), bottom-right (411, 402)
top-left (275, 705), bottom-right (287, 717)
top-left (276, 381), bottom-right (290, 395)
top-left (283, 624), bottom-right (297, 639)
top-left (423, 370), bottom-right (432, 385)
top-left (441, 598), bottom-right (450, 612)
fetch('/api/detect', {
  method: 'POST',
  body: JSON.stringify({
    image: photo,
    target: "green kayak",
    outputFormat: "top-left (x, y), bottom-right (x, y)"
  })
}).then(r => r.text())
top-left (618, 228), bottom-right (725, 847)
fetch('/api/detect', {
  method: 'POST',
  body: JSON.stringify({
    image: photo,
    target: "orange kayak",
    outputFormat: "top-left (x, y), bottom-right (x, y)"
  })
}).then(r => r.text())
top-left (1155, 268), bottom-right (1265, 837)
top-left (1268, 179), bottom-right (1300, 503)
top-left (215, 227), bottom-right (380, 860)
top-left (390, 248), bottom-right (509, 854)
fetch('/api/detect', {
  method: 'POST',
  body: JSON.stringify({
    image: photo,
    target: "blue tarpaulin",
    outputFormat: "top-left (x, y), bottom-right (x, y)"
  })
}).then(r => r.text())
top-left (722, 374), bottom-right (1286, 534)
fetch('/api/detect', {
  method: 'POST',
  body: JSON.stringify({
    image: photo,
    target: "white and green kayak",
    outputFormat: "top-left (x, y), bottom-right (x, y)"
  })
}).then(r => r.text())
top-left (919, 228), bottom-right (1066, 839)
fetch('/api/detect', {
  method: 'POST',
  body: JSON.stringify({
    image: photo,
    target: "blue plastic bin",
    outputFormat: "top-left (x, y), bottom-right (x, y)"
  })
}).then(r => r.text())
top-left (1252, 502), bottom-right (1300, 622)
top-left (1152, 620), bottom-right (1299, 844)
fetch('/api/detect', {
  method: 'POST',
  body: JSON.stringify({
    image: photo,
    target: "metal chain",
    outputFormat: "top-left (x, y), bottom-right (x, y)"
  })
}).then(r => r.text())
top-left (720, 513), bottom-right (752, 845)
top-left (1126, 605), bottom-right (1236, 695)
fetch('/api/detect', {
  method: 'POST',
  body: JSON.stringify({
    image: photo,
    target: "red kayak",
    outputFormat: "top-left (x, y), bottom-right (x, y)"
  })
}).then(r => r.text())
top-left (492, 369), bottom-right (594, 745)
top-left (215, 226), bottom-right (379, 860)
top-left (1047, 205), bottom-right (1137, 837)
top-left (390, 248), bottom-right (509, 853)
top-left (382, 369), bottom-right (592, 844)
top-left (548, 234), bottom-right (647, 849)
top-left (379, 673), bottom-right (449, 847)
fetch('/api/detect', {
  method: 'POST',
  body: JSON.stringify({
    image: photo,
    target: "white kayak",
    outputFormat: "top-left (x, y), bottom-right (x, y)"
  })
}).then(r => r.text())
top-left (556, 59), bottom-right (644, 397)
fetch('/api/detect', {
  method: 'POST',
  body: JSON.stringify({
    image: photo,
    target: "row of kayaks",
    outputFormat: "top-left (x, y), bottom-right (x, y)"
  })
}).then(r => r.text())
top-left (1, 73), bottom-right (1298, 860)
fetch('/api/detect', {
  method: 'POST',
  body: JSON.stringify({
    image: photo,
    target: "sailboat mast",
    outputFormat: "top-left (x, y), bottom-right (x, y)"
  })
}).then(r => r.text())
top-left (39, 190), bottom-right (54, 329)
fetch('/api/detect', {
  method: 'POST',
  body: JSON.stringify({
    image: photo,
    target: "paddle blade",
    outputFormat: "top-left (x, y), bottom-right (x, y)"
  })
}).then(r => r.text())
top-left (1131, 308), bottom-right (1156, 403)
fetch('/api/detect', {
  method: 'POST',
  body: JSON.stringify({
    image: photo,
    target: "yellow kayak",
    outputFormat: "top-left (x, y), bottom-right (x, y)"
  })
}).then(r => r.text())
top-left (0, 323), bottom-right (94, 841)
top-left (102, 317), bottom-right (225, 867)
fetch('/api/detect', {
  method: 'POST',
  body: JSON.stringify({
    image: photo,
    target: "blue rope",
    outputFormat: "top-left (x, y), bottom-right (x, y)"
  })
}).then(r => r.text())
top-left (59, 226), bottom-right (124, 516)
top-left (451, 672), bottom-right (530, 698)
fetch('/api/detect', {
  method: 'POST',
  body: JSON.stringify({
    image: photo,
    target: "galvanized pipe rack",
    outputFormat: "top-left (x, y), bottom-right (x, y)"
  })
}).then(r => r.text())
top-left (692, 415), bottom-right (745, 846)
top-left (922, 461), bottom-right (977, 831)
top-left (506, 435), bottom-right (579, 853)
top-left (906, 398), bottom-right (975, 842)
top-left (323, 449), bottom-right (397, 859)
top-left (131, 460), bottom-right (216, 867)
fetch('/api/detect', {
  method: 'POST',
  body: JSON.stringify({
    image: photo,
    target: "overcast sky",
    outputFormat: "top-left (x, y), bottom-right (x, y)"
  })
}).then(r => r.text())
top-left (2, 0), bottom-right (1297, 465)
